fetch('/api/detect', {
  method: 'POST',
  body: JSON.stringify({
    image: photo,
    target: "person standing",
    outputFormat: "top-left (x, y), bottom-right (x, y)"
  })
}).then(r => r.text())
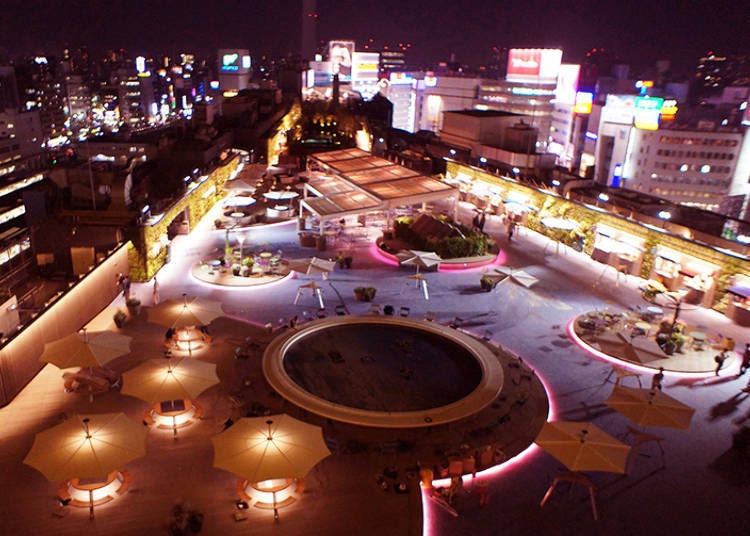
top-left (152, 278), bottom-right (160, 305)
top-left (651, 367), bottom-right (665, 391)
top-left (738, 343), bottom-right (750, 377)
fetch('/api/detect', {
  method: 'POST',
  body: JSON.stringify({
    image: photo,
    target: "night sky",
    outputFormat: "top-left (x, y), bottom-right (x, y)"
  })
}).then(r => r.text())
top-left (1, 0), bottom-right (747, 73)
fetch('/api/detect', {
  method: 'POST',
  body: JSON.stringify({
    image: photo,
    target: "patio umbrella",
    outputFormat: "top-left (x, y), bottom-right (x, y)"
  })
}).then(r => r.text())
top-left (541, 217), bottom-right (579, 231)
top-left (396, 250), bottom-right (442, 274)
top-left (263, 190), bottom-right (299, 201)
top-left (224, 195), bottom-right (257, 207)
top-left (147, 294), bottom-right (224, 329)
top-left (502, 199), bottom-right (538, 214)
top-left (24, 413), bottom-right (148, 481)
top-left (121, 356), bottom-right (219, 404)
top-left (211, 414), bottom-right (331, 483)
top-left (535, 421), bottom-right (631, 474)
top-left (495, 266), bottom-right (539, 289)
top-left (605, 386), bottom-right (695, 430)
top-left (223, 179), bottom-right (256, 193)
top-left (288, 257), bottom-right (336, 278)
top-left (40, 329), bottom-right (132, 369)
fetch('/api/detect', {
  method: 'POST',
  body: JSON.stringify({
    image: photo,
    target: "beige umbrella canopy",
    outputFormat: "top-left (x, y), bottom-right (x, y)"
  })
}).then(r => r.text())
top-left (535, 421), bottom-right (631, 474)
top-left (40, 330), bottom-right (132, 369)
top-left (121, 357), bottom-right (220, 404)
top-left (288, 257), bottom-right (336, 278)
top-left (147, 294), bottom-right (224, 329)
top-left (23, 413), bottom-right (148, 482)
top-left (605, 386), bottom-right (695, 430)
top-left (397, 250), bottom-right (442, 274)
top-left (212, 414), bottom-right (331, 483)
top-left (494, 266), bottom-right (539, 289)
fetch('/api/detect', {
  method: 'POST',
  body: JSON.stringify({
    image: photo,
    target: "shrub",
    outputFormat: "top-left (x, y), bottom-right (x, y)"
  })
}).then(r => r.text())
top-left (242, 256), bottom-right (254, 267)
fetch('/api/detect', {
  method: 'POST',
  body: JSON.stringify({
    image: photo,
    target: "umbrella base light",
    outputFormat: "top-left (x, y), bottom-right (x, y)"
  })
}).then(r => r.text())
top-left (146, 400), bottom-right (202, 429)
top-left (60, 470), bottom-right (131, 508)
top-left (237, 478), bottom-right (302, 511)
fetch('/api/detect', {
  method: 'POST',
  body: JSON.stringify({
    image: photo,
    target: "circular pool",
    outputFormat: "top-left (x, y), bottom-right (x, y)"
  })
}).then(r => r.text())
top-left (263, 316), bottom-right (504, 428)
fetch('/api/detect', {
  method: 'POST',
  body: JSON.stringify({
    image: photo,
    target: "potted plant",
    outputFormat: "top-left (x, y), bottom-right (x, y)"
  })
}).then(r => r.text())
top-left (214, 218), bottom-right (223, 229)
top-left (126, 297), bottom-right (141, 316)
top-left (113, 309), bottom-right (127, 328)
top-left (354, 286), bottom-right (377, 302)
top-left (671, 331), bottom-right (688, 354)
top-left (480, 275), bottom-right (495, 292)
top-left (231, 263), bottom-right (241, 276)
top-left (241, 257), bottom-right (254, 276)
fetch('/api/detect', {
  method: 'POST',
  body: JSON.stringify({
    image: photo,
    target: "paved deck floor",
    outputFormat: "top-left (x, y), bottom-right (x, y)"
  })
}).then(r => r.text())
top-left (2, 200), bottom-right (750, 536)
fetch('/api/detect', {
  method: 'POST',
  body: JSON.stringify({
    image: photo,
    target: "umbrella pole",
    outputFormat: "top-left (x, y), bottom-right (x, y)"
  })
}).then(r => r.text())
top-left (272, 490), bottom-right (279, 520)
top-left (89, 489), bottom-right (95, 519)
top-left (173, 415), bottom-right (178, 440)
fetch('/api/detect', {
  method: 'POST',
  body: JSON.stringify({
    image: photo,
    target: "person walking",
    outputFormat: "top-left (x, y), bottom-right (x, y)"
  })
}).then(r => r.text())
top-left (738, 343), bottom-right (750, 377)
top-left (507, 219), bottom-right (516, 241)
top-left (651, 367), bottom-right (665, 391)
top-left (715, 351), bottom-right (729, 376)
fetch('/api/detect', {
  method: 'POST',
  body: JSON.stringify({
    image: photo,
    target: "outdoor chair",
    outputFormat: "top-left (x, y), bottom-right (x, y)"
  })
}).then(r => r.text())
top-left (424, 311), bottom-right (436, 322)
top-left (398, 306), bottom-right (410, 317)
top-left (335, 305), bottom-right (347, 316)
top-left (623, 426), bottom-right (666, 473)
top-left (369, 303), bottom-right (382, 315)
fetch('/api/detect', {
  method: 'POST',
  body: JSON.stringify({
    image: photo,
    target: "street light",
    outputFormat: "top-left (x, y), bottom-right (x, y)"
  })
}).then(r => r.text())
top-left (449, 149), bottom-right (456, 157)
top-left (657, 210), bottom-right (671, 221)
top-left (598, 193), bottom-right (609, 202)
top-left (658, 210), bottom-right (671, 228)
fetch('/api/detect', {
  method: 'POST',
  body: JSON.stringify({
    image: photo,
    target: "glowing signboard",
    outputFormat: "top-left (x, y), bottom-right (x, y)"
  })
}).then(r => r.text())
top-left (222, 53), bottom-right (239, 71)
top-left (660, 99), bottom-right (678, 120)
top-left (574, 91), bottom-right (593, 114)
top-left (352, 52), bottom-right (380, 82)
top-left (555, 64), bottom-right (580, 105)
top-left (329, 40), bottom-right (355, 81)
top-left (506, 48), bottom-right (563, 83)
top-left (634, 96), bottom-right (664, 130)
top-left (389, 72), bottom-right (414, 85)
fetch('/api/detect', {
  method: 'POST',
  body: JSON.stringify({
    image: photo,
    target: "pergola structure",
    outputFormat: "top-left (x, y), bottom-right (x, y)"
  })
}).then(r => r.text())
top-left (301, 148), bottom-right (458, 232)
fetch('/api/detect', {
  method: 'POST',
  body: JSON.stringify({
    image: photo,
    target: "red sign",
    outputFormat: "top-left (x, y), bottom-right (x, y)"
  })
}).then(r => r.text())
top-left (507, 49), bottom-right (542, 78)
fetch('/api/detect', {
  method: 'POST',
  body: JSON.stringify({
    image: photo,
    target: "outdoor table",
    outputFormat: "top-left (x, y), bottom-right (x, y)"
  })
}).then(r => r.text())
top-left (160, 399), bottom-right (186, 413)
top-left (230, 212), bottom-right (245, 218)
top-left (540, 217), bottom-right (579, 256)
top-left (642, 306), bottom-right (663, 322)
top-left (207, 259), bottom-right (221, 267)
top-left (689, 331), bottom-right (707, 350)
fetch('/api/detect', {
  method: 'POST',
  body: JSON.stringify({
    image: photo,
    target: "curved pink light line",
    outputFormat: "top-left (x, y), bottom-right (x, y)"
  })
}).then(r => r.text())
top-left (566, 317), bottom-right (722, 379)
top-left (422, 359), bottom-right (557, 535)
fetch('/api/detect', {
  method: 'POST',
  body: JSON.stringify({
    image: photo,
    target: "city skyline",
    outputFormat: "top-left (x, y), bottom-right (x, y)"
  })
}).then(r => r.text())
top-left (0, 0), bottom-right (747, 73)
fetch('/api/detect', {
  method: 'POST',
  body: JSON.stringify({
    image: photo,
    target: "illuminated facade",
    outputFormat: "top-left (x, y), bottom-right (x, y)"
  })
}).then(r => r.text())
top-left (622, 126), bottom-right (747, 213)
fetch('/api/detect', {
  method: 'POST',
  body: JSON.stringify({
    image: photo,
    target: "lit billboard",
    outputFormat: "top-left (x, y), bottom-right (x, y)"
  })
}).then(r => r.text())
top-left (311, 61), bottom-right (332, 86)
top-left (329, 40), bottom-right (355, 81)
top-left (506, 48), bottom-right (563, 83)
top-left (352, 52), bottom-right (380, 83)
top-left (602, 94), bottom-right (637, 124)
top-left (555, 64), bottom-right (580, 105)
top-left (660, 99), bottom-right (679, 121)
top-left (389, 72), bottom-right (415, 85)
top-left (218, 49), bottom-right (251, 73)
top-left (633, 96), bottom-right (664, 130)
top-left (573, 91), bottom-right (593, 114)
